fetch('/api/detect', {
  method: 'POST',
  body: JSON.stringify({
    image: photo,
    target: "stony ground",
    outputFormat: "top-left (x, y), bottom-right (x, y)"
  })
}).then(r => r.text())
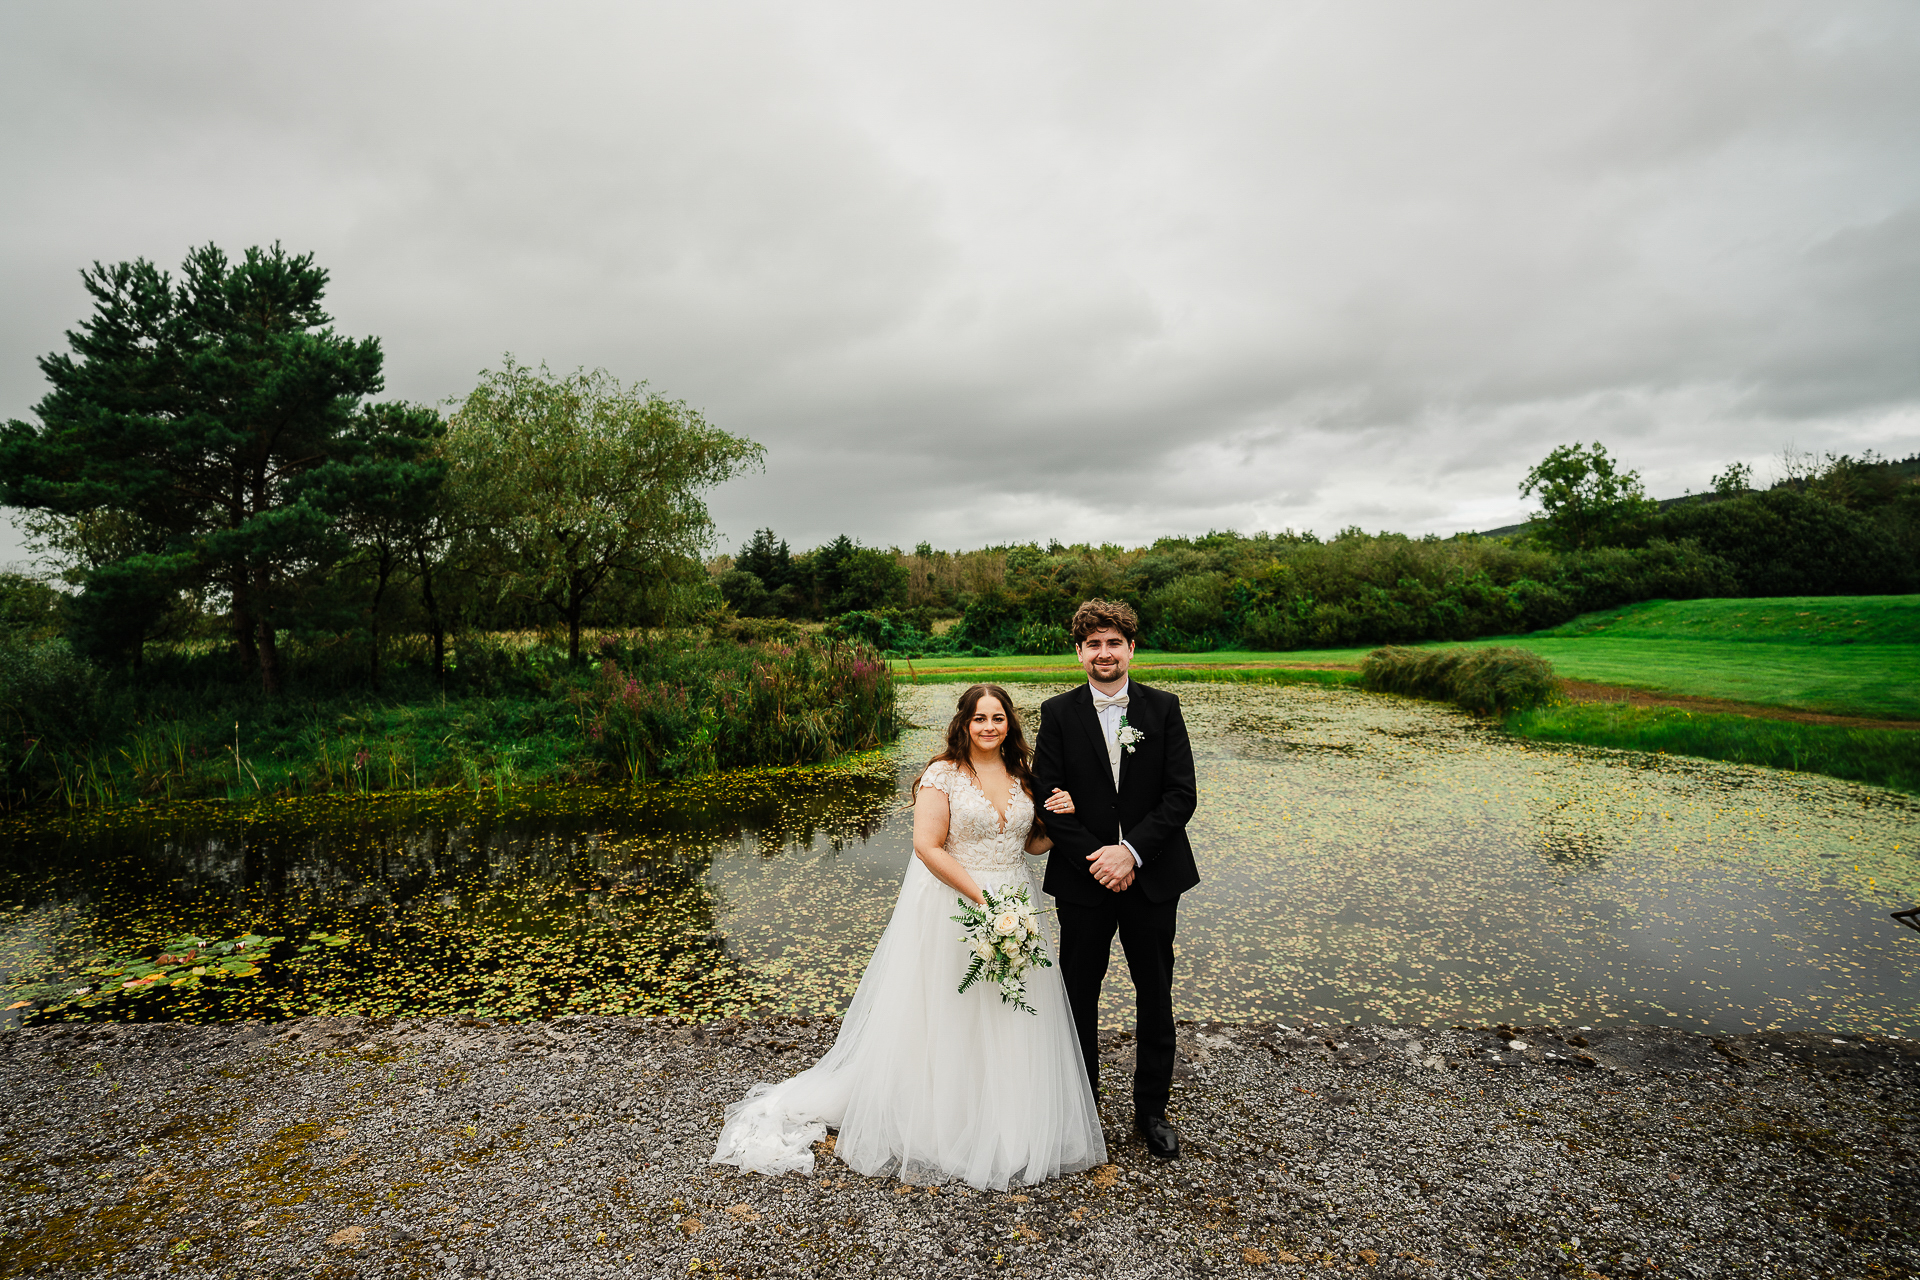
top-left (1, 1016), bottom-right (1914, 1280)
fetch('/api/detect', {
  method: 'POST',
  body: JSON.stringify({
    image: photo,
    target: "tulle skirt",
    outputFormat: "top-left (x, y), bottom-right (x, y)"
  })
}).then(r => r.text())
top-left (711, 858), bottom-right (1107, 1190)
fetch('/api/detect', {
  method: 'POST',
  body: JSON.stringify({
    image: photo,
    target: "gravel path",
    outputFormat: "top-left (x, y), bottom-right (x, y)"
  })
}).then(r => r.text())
top-left (2, 1016), bottom-right (1914, 1279)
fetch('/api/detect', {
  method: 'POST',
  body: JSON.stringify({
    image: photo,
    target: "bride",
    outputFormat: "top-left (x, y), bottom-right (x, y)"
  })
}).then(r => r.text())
top-left (711, 683), bottom-right (1108, 1190)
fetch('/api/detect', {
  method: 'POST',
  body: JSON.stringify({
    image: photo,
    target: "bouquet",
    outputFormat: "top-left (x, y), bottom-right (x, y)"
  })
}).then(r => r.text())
top-left (952, 884), bottom-right (1053, 1015)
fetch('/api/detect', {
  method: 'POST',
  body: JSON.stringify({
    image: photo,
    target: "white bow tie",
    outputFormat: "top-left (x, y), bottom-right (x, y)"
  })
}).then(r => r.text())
top-left (1091, 690), bottom-right (1129, 713)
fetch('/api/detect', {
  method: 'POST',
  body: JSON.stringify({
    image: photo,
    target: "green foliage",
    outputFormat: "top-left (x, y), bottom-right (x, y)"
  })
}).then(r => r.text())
top-left (1518, 441), bottom-right (1658, 550)
top-left (1361, 645), bottom-right (1559, 714)
top-left (446, 358), bottom-right (764, 663)
top-left (0, 623), bottom-right (903, 810)
top-left (1536, 595), bottom-right (1920, 645)
top-left (0, 639), bottom-right (117, 804)
top-left (579, 635), bottom-right (899, 780)
top-left (1505, 702), bottom-right (1920, 794)
top-left (0, 243), bottom-right (398, 693)
top-left (821, 608), bottom-right (937, 654)
top-left (0, 574), bottom-right (63, 642)
top-left (6, 931), bottom-right (311, 1017)
top-left (1647, 487), bottom-right (1917, 597)
top-left (1709, 461), bottom-right (1752, 496)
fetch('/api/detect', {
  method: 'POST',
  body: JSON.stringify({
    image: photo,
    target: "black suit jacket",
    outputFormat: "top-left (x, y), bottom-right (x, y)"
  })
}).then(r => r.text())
top-left (1032, 680), bottom-right (1199, 907)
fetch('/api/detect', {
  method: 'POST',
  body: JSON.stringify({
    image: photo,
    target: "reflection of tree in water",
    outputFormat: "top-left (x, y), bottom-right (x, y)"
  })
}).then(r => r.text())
top-left (0, 768), bottom-right (898, 1025)
top-left (1532, 798), bottom-right (1616, 868)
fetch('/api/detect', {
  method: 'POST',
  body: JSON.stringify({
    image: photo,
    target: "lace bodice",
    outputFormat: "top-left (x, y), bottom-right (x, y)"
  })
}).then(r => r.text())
top-left (918, 760), bottom-right (1035, 873)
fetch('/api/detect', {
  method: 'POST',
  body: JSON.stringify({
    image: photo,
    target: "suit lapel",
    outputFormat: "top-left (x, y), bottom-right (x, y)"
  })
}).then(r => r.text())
top-left (1072, 685), bottom-right (1117, 794)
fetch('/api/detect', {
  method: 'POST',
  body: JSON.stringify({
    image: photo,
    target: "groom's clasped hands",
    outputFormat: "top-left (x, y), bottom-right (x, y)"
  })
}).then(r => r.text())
top-left (1038, 787), bottom-right (1134, 892)
top-left (1086, 842), bottom-right (1136, 892)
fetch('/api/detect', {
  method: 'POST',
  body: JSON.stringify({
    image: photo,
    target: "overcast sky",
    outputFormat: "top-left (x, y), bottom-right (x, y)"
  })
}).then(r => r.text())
top-left (4, 1), bottom-right (1918, 562)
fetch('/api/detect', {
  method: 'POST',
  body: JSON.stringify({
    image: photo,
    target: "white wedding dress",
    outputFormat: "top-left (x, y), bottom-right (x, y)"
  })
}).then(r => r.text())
top-left (711, 760), bottom-right (1107, 1189)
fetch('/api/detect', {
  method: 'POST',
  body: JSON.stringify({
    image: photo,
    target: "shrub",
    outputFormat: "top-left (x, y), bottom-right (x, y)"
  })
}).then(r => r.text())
top-left (1649, 489), bottom-right (1917, 596)
top-left (718, 568), bottom-right (777, 618)
top-left (710, 613), bottom-right (804, 646)
top-left (580, 634), bottom-right (899, 780)
top-left (1012, 620), bottom-right (1070, 654)
top-left (0, 574), bottom-right (64, 642)
top-left (0, 639), bottom-right (120, 801)
top-left (1360, 645), bottom-right (1558, 714)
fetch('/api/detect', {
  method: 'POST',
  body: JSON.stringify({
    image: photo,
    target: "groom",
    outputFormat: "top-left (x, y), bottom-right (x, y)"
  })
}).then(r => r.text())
top-left (1033, 599), bottom-right (1198, 1160)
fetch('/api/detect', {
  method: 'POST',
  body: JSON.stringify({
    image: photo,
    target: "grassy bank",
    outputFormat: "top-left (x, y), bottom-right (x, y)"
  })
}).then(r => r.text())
top-left (896, 594), bottom-right (1920, 720)
top-left (897, 595), bottom-right (1920, 793)
top-left (895, 664), bottom-right (1359, 690)
top-left (0, 632), bottom-right (899, 810)
top-left (1533, 594), bottom-right (1920, 643)
top-left (1505, 701), bottom-right (1920, 794)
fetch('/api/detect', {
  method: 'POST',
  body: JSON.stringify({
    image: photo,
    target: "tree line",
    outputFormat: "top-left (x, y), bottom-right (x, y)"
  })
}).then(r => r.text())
top-left (719, 442), bottom-right (1920, 656)
top-left (4, 243), bottom-right (1916, 683)
top-left (0, 243), bottom-right (763, 691)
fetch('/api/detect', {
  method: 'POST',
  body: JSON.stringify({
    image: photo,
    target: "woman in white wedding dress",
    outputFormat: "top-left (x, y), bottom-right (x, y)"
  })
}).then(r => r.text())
top-left (712, 684), bottom-right (1108, 1190)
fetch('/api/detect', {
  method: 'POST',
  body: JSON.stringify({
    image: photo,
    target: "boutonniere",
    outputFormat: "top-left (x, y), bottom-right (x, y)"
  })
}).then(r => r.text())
top-left (1115, 714), bottom-right (1146, 754)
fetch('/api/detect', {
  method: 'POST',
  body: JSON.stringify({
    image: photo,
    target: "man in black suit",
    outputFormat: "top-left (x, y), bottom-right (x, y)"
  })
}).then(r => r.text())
top-left (1032, 599), bottom-right (1199, 1160)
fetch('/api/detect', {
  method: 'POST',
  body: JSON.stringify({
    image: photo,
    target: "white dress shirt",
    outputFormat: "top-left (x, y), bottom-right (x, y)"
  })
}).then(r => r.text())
top-left (1091, 680), bottom-right (1143, 869)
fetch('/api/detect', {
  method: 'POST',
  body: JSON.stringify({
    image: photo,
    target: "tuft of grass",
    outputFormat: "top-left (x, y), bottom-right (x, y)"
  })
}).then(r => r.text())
top-left (1360, 646), bottom-right (1558, 714)
top-left (1505, 701), bottom-right (1920, 794)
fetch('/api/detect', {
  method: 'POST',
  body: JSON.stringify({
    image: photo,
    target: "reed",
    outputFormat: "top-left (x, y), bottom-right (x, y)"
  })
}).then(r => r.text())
top-left (580, 634), bottom-right (899, 780)
top-left (0, 631), bottom-right (900, 809)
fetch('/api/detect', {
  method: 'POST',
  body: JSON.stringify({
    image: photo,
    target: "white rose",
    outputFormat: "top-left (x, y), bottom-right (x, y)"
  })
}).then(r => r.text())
top-left (971, 938), bottom-right (995, 962)
top-left (993, 911), bottom-right (1019, 936)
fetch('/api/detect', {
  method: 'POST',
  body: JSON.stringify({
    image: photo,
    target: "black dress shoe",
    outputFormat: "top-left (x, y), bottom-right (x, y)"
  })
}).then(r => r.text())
top-left (1135, 1114), bottom-right (1179, 1160)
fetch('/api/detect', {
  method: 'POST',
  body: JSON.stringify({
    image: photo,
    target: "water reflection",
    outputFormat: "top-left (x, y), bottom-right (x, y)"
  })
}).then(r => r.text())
top-left (0, 770), bottom-right (895, 1026)
top-left (711, 682), bottom-right (1919, 1036)
top-left (1, 682), bottom-right (1914, 1035)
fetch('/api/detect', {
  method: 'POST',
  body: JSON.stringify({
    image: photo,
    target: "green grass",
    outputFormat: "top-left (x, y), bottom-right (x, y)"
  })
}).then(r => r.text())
top-left (1447, 638), bottom-right (1918, 720)
top-left (1534, 594), bottom-right (1920, 644)
top-left (895, 666), bottom-right (1359, 690)
top-left (893, 595), bottom-right (1920, 721)
top-left (1506, 702), bottom-right (1920, 794)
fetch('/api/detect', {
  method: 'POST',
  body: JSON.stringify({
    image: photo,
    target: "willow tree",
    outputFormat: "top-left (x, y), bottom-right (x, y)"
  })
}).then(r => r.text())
top-left (445, 359), bottom-right (763, 662)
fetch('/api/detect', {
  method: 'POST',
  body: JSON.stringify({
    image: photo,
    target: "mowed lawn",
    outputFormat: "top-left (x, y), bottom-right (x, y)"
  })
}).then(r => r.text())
top-left (895, 595), bottom-right (1920, 721)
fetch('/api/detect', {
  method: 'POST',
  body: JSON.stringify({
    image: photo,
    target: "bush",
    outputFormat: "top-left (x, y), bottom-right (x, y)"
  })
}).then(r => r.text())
top-left (822, 608), bottom-right (945, 655)
top-left (710, 612), bottom-right (804, 646)
top-left (0, 574), bottom-right (64, 642)
top-left (718, 568), bottom-right (777, 618)
top-left (0, 638), bottom-right (119, 801)
top-left (580, 634), bottom-right (900, 780)
top-left (1554, 540), bottom-right (1737, 613)
top-left (1360, 645), bottom-right (1558, 714)
top-left (1144, 572), bottom-right (1232, 650)
top-left (1012, 620), bottom-right (1070, 654)
top-left (1648, 489), bottom-right (1917, 596)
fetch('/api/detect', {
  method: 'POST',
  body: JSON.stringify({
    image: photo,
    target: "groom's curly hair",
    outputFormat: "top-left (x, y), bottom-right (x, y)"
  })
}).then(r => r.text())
top-left (1070, 598), bottom-right (1139, 645)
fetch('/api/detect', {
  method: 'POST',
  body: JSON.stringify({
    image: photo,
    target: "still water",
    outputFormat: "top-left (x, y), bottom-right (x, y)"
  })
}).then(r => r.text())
top-left (3, 682), bottom-right (1915, 1034)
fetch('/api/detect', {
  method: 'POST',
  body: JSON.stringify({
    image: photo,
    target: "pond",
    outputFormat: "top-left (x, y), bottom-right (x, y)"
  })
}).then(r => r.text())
top-left (3, 682), bottom-right (1915, 1035)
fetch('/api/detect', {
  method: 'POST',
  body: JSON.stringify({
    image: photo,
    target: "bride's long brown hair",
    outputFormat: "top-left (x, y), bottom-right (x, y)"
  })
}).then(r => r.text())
top-left (919, 683), bottom-right (1039, 804)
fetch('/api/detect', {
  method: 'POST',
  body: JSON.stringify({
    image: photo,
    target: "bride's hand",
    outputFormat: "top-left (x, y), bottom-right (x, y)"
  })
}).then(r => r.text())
top-left (1042, 788), bottom-right (1075, 815)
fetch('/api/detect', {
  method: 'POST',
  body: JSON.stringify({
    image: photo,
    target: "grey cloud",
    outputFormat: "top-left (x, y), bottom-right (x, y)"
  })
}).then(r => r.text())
top-left (3, 0), bottom-right (1917, 563)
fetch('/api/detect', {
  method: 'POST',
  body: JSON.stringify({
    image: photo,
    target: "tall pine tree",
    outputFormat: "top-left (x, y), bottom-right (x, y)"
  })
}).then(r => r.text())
top-left (0, 243), bottom-right (434, 691)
